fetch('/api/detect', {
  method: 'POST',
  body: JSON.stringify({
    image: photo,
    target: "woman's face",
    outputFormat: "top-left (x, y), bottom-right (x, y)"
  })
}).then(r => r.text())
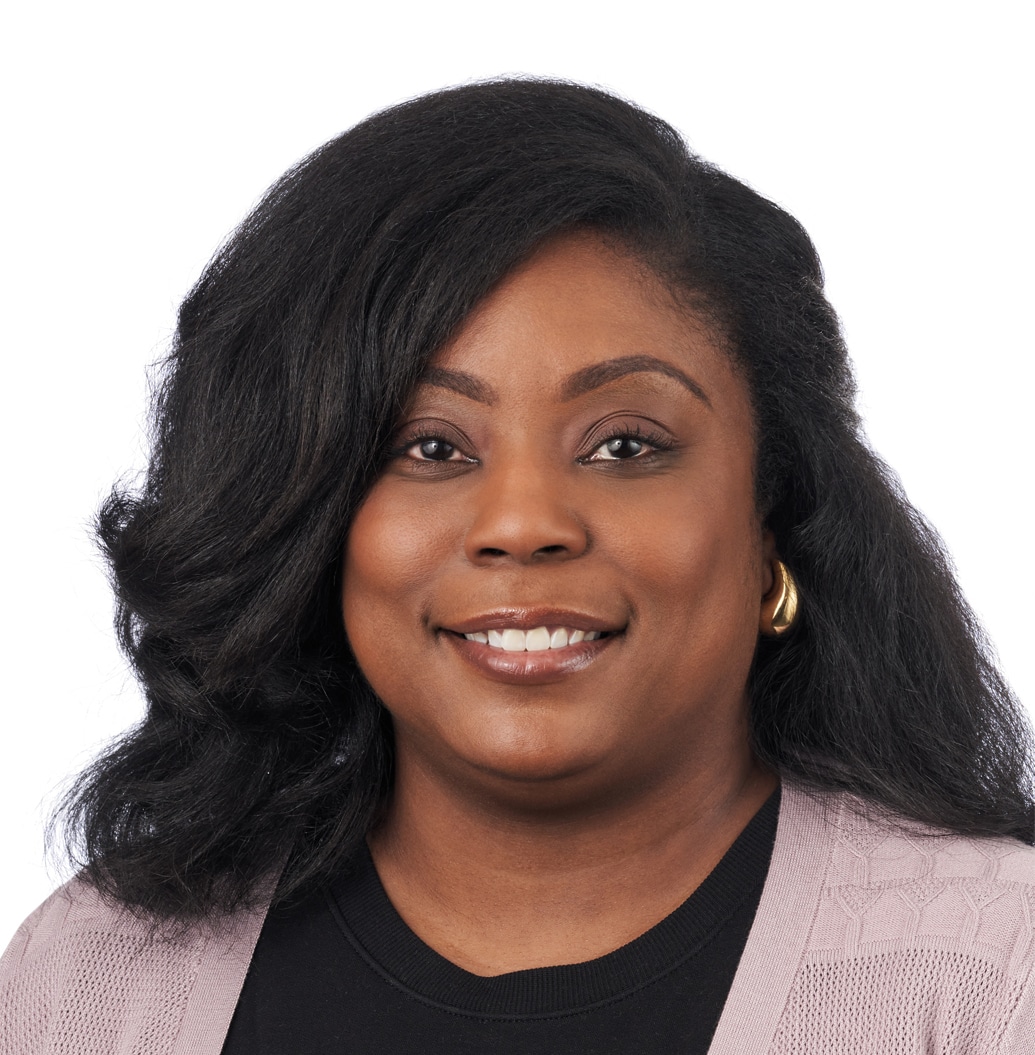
top-left (343, 233), bottom-right (774, 809)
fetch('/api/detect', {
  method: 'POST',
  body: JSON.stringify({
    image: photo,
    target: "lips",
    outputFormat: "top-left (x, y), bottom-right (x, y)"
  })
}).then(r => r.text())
top-left (440, 609), bottom-right (623, 684)
top-left (444, 608), bottom-right (620, 635)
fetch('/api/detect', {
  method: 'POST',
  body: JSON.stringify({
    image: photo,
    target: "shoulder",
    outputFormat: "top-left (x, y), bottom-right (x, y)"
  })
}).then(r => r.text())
top-left (1, 878), bottom-right (269, 1055)
top-left (773, 783), bottom-right (1035, 1052)
top-left (775, 778), bottom-right (1035, 879)
top-left (786, 783), bottom-right (1035, 941)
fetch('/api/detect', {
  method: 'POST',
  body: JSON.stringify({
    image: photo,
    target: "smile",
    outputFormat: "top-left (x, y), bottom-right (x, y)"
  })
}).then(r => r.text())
top-left (443, 617), bottom-right (621, 685)
top-left (463, 627), bottom-right (605, 651)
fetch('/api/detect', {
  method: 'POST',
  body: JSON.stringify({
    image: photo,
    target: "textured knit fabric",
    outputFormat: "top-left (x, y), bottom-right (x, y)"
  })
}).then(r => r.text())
top-left (4, 782), bottom-right (1034, 1054)
top-left (220, 790), bottom-right (778, 1054)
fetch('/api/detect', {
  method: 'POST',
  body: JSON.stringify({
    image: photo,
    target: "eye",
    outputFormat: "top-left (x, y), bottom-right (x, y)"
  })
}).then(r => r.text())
top-left (390, 430), bottom-right (475, 465)
top-left (593, 436), bottom-right (648, 460)
top-left (411, 438), bottom-right (462, 461)
top-left (582, 426), bottom-right (671, 463)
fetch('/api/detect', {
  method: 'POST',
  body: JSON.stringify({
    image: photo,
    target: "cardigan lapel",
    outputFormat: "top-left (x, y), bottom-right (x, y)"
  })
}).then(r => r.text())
top-left (170, 888), bottom-right (274, 1055)
top-left (706, 781), bottom-right (838, 1054)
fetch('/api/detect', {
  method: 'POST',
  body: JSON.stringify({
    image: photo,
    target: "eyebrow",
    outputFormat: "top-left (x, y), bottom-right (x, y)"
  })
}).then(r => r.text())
top-left (420, 366), bottom-right (499, 405)
top-left (417, 354), bottom-right (711, 408)
top-left (560, 355), bottom-right (711, 407)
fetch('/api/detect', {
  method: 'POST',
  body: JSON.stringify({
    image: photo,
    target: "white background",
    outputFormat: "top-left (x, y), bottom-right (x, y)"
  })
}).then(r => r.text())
top-left (2, 0), bottom-right (1031, 948)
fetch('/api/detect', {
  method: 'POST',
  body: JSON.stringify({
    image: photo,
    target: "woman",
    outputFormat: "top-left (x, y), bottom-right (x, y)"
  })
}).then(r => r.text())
top-left (2, 79), bottom-right (1033, 1053)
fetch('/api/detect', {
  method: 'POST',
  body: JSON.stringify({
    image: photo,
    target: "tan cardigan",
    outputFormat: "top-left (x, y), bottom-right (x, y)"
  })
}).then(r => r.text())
top-left (4, 783), bottom-right (1034, 1054)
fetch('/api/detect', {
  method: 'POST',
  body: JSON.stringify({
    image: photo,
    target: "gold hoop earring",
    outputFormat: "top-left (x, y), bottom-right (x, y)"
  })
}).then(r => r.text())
top-left (760, 559), bottom-right (799, 637)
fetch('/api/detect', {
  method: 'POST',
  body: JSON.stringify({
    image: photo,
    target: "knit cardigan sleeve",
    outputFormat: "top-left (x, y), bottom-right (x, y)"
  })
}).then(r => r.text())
top-left (0, 878), bottom-right (267, 1055)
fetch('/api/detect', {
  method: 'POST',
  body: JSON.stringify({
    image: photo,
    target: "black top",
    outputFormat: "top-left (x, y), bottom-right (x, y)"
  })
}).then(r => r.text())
top-left (223, 789), bottom-right (779, 1054)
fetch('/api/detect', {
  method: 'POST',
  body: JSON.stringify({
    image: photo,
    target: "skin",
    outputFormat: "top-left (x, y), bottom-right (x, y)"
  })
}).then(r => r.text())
top-left (343, 232), bottom-right (780, 976)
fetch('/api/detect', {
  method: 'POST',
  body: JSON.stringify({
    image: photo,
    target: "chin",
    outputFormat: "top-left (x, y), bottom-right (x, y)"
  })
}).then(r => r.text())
top-left (448, 730), bottom-right (642, 812)
top-left (442, 713), bottom-right (599, 774)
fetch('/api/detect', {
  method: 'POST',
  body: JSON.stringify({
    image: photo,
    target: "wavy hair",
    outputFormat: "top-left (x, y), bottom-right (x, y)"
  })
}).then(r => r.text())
top-left (60, 78), bottom-right (1034, 920)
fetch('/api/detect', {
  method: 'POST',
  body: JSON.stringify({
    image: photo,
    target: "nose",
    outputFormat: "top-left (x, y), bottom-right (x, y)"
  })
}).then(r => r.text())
top-left (463, 460), bottom-right (589, 565)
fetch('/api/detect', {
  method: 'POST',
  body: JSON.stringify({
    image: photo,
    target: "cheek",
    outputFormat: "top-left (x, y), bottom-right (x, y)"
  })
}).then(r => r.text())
top-left (629, 479), bottom-right (763, 661)
top-left (342, 487), bottom-right (447, 644)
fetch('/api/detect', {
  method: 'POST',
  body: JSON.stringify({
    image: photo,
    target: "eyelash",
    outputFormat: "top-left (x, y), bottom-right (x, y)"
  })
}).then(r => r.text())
top-left (579, 424), bottom-right (673, 464)
top-left (389, 431), bottom-right (474, 465)
top-left (390, 423), bottom-right (674, 468)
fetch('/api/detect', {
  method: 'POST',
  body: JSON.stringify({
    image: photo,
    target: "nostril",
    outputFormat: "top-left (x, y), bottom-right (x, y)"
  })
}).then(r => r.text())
top-left (466, 505), bottom-right (589, 565)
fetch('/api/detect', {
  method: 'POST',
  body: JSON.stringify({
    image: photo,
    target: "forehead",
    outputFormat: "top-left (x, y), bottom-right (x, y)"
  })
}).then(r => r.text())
top-left (420, 232), bottom-right (748, 416)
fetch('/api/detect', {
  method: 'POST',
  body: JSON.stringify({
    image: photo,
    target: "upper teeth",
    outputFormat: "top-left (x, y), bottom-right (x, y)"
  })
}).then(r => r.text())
top-left (464, 627), bottom-right (601, 651)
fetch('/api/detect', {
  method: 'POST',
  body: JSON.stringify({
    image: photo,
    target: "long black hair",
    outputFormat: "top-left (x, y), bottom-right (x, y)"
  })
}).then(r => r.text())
top-left (60, 78), bottom-right (1034, 921)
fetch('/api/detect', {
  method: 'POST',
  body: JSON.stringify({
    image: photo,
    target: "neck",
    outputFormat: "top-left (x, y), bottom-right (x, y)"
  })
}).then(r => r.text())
top-left (367, 750), bottom-right (776, 976)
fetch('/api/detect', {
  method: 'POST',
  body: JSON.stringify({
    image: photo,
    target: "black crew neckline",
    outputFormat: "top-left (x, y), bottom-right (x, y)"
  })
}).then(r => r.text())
top-left (326, 787), bottom-right (779, 1018)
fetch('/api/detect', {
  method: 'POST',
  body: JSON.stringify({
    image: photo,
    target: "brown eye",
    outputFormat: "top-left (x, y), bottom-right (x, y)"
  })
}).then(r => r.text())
top-left (589, 435), bottom-right (649, 461)
top-left (579, 424), bottom-right (674, 465)
top-left (599, 437), bottom-right (645, 459)
top-left (388, 423), bottom-right (476, 468)
top-left (415, 439), bottom-right (457, 461)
